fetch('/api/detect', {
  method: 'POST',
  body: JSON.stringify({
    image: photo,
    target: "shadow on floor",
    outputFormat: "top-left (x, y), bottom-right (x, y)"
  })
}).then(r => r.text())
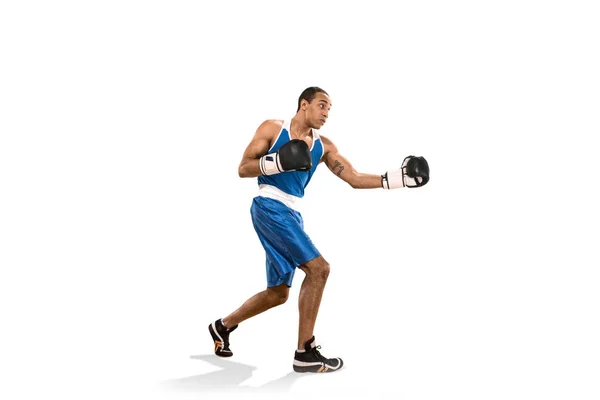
top-left (159, 354), bottom-right (311, 393)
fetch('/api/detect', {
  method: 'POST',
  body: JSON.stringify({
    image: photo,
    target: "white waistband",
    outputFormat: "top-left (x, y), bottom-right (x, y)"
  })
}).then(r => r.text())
top-left (257, 184), bottom-right (301, 211)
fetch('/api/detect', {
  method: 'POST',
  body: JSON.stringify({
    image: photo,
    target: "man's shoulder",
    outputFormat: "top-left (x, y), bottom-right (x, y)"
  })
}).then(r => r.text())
top-left (255, 119), bottom-right (284, 138)
top-left (318, 133), bottom-right (334, 145)
top-left (317, 134), bottom-right (338, 158)
top-left (261, 119), bottom-right (284, 128)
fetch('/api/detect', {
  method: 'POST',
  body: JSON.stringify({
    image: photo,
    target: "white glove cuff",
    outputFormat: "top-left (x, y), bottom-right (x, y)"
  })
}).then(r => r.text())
top-left (259, 153), bottom-right (283, 176)
top-left (382, 169), bottom-right (405, 189)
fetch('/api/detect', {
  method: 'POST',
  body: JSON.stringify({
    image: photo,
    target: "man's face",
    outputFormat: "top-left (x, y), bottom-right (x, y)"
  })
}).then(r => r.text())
top-left (303, 92), bottom-right (332, 129)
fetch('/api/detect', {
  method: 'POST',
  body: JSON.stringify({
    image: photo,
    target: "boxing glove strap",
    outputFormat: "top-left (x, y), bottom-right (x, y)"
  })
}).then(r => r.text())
top-left (382, 169), bottom-right (405, 189)
top-left (259, 152), bottom-right (283, 176)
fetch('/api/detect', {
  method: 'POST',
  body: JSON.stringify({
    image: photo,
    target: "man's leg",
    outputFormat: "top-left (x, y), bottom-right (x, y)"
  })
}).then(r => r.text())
top-left (222, 283), bottom-right (290, 328)
top-left (297, 255), bottom-right (330, 349)
top-left (293, 255), bottom-right (343, 372)
top-left (209, 283), bottom-right (289, 357)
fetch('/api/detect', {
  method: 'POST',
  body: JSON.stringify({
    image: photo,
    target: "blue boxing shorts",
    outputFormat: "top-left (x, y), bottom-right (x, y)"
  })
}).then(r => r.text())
top-left (250, 196), bottom-right (320, 287)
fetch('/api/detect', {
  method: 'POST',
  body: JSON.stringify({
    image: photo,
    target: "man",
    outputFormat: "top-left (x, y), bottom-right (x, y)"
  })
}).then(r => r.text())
top-left (209, 87), bottom-right (429, 373)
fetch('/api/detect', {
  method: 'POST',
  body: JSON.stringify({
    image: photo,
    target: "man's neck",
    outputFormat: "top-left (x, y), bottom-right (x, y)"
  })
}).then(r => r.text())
top-left (291, 115), bottom-right (312, 138)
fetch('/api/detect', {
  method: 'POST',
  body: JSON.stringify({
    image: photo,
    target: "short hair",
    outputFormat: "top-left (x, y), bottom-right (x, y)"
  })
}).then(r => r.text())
top-left (297, 87), bottom-right (329, 112)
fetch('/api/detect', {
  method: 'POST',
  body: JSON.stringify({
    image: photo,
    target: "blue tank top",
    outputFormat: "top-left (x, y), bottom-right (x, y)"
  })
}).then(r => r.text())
top-left (257, 119), bottom-right (324, 198)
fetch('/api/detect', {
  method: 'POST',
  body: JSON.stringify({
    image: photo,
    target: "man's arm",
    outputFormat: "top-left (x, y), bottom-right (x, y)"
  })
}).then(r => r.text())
top-left (321, 135), bottom-right (430, 189)
top-left (321, 135), bottom-right (382, 189)
top-left (238, 120), bottom-right (281, 178)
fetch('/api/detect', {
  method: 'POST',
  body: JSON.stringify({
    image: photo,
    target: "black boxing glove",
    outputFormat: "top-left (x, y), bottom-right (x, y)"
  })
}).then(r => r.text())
top-left (259, 139), bottom-right (312, 175)
top-left (382, 155), bottom-right (430, 189)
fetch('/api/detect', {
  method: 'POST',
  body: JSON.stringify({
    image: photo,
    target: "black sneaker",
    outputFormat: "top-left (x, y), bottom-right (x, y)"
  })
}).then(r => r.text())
top-left (208, 319), bottom-right (238, 357)
top-left (293, 336), bottom-right (343, 373)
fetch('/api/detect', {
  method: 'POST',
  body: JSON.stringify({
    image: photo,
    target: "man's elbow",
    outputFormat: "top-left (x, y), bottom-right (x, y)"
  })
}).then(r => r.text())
top-left (347, 178), bottom-right (359, 189)
top-left (346, 173), bottom-right (361, 189)
top-left (238, 163), bottom-right (254, 178)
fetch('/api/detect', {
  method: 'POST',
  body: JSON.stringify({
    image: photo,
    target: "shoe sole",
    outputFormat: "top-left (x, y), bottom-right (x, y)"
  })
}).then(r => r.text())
top-left (293, 360), bottom-right (343, 373)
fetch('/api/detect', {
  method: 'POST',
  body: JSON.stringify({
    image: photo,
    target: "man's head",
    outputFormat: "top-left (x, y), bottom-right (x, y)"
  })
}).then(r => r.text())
top-left (296, 86), bottom-right (332, 129)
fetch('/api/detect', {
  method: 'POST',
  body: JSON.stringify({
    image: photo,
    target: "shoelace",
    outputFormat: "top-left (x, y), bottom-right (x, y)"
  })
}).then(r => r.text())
top-left (311, 345), bottom-right (327, 362)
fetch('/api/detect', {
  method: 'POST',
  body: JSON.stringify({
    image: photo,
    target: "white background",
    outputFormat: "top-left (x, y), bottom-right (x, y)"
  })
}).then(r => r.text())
top-left (1, 1), bottom-right (599, 399)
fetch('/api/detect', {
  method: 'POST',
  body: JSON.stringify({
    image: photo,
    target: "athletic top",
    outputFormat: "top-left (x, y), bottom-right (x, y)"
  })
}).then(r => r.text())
top-left (257, 119), bottom-right (324, 199)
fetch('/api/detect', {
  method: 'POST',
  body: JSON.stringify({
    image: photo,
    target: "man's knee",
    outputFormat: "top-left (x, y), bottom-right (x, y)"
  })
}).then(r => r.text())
top-left (267, 285), bottom-right (289, 306)
top-left (304, 257), bottom-right (330, 281)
